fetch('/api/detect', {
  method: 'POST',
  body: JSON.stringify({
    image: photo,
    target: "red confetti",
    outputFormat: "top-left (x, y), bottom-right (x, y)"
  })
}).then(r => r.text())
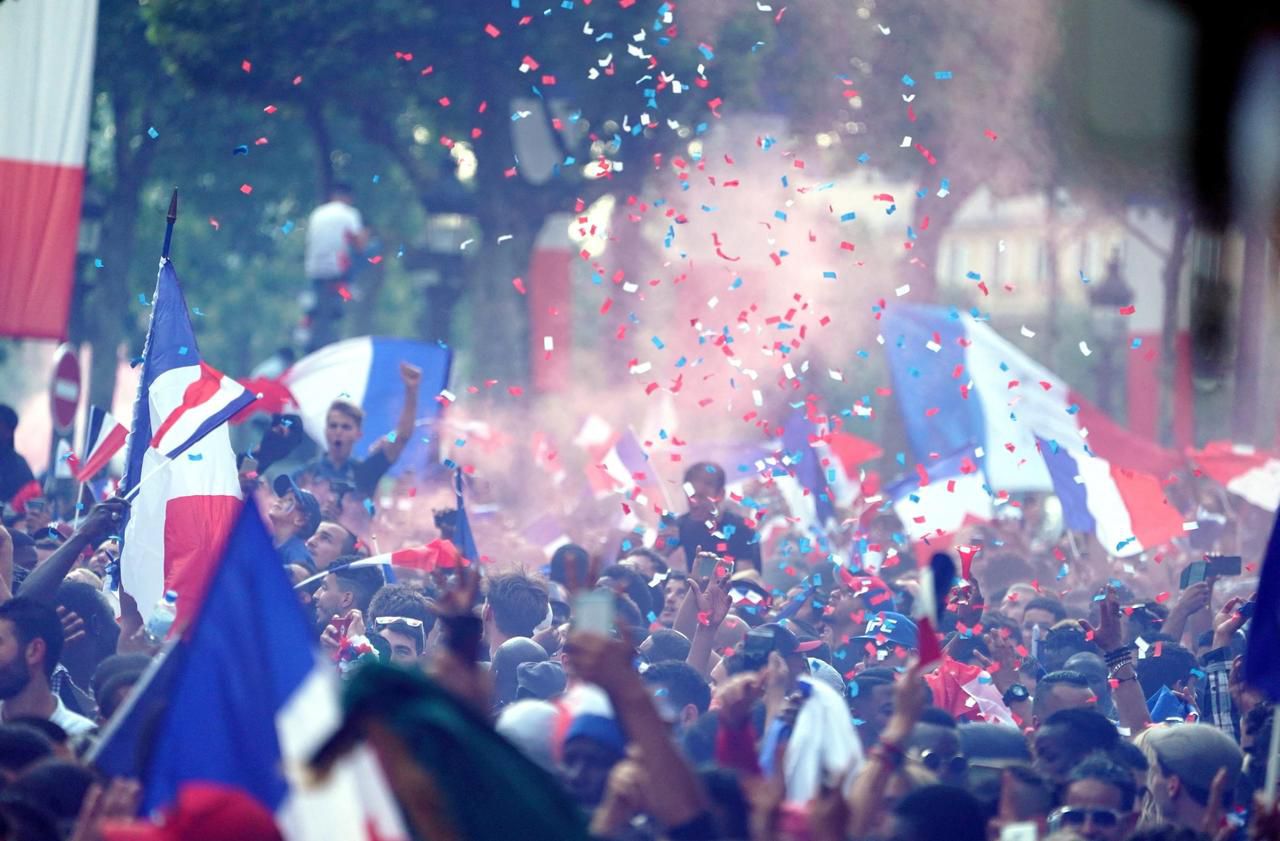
top-left (1154, 591), bottom-right (1171, 603)
top-left (1119, 305), bottom-right (1136, 316)
top-left (484, 23), bottom-right (501, 37)
top-left (263, 105), bottom-right (277, 114)
top-left (512, 277), bottom-right (526, 294)
top-left (241, 59), bottom-right (252, 73)
top-left (239, 184), bottom-right (253, 195)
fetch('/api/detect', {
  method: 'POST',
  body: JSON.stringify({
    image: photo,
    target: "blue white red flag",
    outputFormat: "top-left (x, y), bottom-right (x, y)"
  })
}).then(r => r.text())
top-left (74, 405), bottom-right (128, 482)
top-left (121, 261), bottom-right (251, 623)
top-left (92, 502), bottom-right (408, 840)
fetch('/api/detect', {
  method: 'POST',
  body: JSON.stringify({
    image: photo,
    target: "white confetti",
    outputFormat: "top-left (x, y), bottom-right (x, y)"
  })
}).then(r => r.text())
top-left (1079, 341), bottom-right (1092, 356)
top-left (497, 234), bottom-right (513, 243)
top-left (926, 340), bottom-right (941, 352)
top-left (752, 389), bottom-right (763, 407)
top-left (543, 336), bottom-right (554, 352)
top-left (782, 363), bottom-right (796, 379)
top-left (895, 283), bottom-right (911, 296)
top-left (829, 369), bottom-right (844, 381)
top-left (900, 136), bottom-right (913, 147)
top-left (1182, 521), bottom-right (1199, 531)
top-left (1020, 325), bottom-right (1036, 338)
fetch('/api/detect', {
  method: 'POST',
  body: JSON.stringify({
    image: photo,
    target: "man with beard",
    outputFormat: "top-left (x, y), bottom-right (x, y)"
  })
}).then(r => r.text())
top-left (0, 598), bottom-right (94, 736)
top-left (297, 361), bottom-right (421, 498)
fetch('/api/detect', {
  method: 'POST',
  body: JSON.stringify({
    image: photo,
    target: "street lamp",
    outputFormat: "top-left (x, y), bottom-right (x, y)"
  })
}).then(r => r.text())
top-left (1088, 249), bottom-right (1134, 418)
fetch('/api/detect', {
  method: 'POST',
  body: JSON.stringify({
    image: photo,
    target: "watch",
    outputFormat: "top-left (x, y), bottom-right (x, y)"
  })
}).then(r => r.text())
top-left (1002, 683), bottom-right (1030, 705)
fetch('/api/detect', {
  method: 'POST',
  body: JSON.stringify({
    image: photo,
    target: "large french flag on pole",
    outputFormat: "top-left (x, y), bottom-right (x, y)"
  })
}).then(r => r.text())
top-left (0, 0), bottom-right (98, 340)
top-left (883, 306), bottom-right (1180, 490)
top-left (272, 337), bottom-right (452, 477)
top-left (121, 261), bottom-right (254, 622)
top-left (92, 503), bottom-right (409, 841)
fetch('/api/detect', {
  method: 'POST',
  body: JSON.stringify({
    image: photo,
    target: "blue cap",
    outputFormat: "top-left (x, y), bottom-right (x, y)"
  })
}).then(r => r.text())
top-left (564, 712), bottom-right (626, 756)
top-left (855, 611), bottom-right (918, 649)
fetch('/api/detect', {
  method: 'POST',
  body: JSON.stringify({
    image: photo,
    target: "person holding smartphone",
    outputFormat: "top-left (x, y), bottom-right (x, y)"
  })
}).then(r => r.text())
top-left (672, 462), bottom-right (760, 573)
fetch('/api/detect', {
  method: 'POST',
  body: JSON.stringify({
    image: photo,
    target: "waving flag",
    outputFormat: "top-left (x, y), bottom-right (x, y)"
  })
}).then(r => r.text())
top-left (889, 451), bottom-right (994, 544)
top-left (74, 405), bottom-right (128, 482)
top-left (883, 306), bottom-right (1180, 493)
top-left (266, 337), bottom-right (452, 478)
top-left (1189, 441), bottom-right (1280, 512)
top-left (574, 415), bottom-right (670, 515)
top-left (1039, 436), bottom-right (1183, 556)
top-left (92, 503), bottom-right (408, 841)
top-left (0, 0), bottom-right (97, 340)
top-left (121, 261), bottom-right (249, 623)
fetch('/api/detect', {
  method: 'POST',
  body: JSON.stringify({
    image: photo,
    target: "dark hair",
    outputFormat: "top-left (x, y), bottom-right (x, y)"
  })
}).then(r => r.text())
top-left (1041, 707), bottom-right (1119, 754)
top-left (622, 548), bottom-right (668, 576)
top-left (0, 598), bottom-right (63, 678)
top-left (1127, 827), bottom-right (1204, 841)
top-left (0, 724), bottom-right (53, 774)
top-left (91, 654), bottom-right (151, 702)
top-left (892, 784), bottom-right (987, 841)
top-left (1022, 597), bottom-right (1068, 624)
top-left (0, 404), bottom-right (17, 431)
top-left (1135, 642), bottom-right (1198, 699)
top-left (368, 584), bottom-right (435, 634)
top-left (97, 669), bottom-right (145, 721)
top-left (979, 612), bottom-right (1024, 646)
top-left (5, 760), bottom-right (95, 824)
top-left (331, 566), bottom-right (385, 615)
top-left (1068, 754), bottom-right (1138, 811)
top-left (919, 707), bottom-right (959, 728)
top-left (1039, 625), bottom-right (1090, 672)
top-left (321, 521), bottom-right (359, 556)
top-left (1032, 669), bottom-right (1092, 719)
top-left (7, 717), bottom-right (67, 746)
top-left (56, 581), bottom-right (119, 665)
top-left (331, 182), bottom-right (355, 197)
top-left (598, 564), bottom-right (657, 619)
top-left (549, 544), bottom-right (591, 590)
top-left (486, 573), bottom-right (550, 638)
top-left (682, 462), bottom-right (726, 494)
top-left (641, 660), bottom-right (711, 715)
top-left (1108, 738), bottom-right (1149, 773)
top-left (852, 670), bottom-right (894, 695)
top-left (643, 629), bottom-right (692, 663)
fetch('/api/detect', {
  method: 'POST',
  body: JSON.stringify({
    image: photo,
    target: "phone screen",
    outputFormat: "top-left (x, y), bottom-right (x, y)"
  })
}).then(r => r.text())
top-left (1208, 555), bottom-right (1242, 577)
top-left (1001, 822), bottom-right (1039, 841)
top-left (694, 551), bottom-right (720, 581)
top-left (574, 590), bottom-right (616, 635)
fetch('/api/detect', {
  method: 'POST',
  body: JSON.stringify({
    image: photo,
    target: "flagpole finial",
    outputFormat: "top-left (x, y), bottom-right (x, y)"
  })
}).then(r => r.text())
top-left (161, 188), bottom-right (179, 260)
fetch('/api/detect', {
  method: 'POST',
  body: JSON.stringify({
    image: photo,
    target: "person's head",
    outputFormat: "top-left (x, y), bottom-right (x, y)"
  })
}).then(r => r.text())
top-left (889, 784), bottom-right (987, 841)
top-left (330, 182), bottom-right (355, 203)
top-left (560, 713), bottom-right (626, 808)
top-left (908, 717), bottom-right (967, 787)
top-left (491, 638), bottom-right (548, 708)
top-left (1055, 755), bottom-right (1140, 841)
top-left (1033, 708), bottom-right (1119, 784)
top-left (0, 598), bottom-right (63, 698)
top-left (1039, 624), bottom-right (1091, 673)
top-left (483, 572), bottom-right (550, 643)
top-left (1144, 724), bottom-right (1243, 827)
top-left (659, 572), bottom-right (691, 625)
top-left (713, 614), bottom-right (750, 652)
top-left (313, 565), bottom-right (384, 626)
top-left (8, 530), bottom-right (37, 572)
top-left (323, 400), bottom-right (364, 463)
top-left (856, 611), bottom-right (919, 669)
top-left (595, 563), bottom-right (656, 620)
top-left (1031, 670), bottom-right (1096, 728)
top-left (0, 404), bottom-right (17, 448)
top-left (367, 584), bottom-right (433, 667)
top-left (640, 660), bottom-right (710, 731)
top-left (1135, 643), bottom-right (1198, 700)
top-left (495, 700), bottom-right (558, 772)
top-left (548, 544), bottom-right (591, 591)
top-left (742, 622), bottom-right (822, 683)
top-left (683, 462), bottom-right (727, 520)
top-left (638, 629), bottom-right (691, 664)
top-left (620, 547), bottom-right (666, 580)
top-left (54, 581), bottom-right (119, 686)
top-left (87, 538), bottom-right (120, 578)
top-left (850, 668), bottom-right (897, 744)
top-left (0, 724), bottom-right (53, 782)
top-left (1020, 597), bottom-right (1067, 635)
top-left (268, 476), bottom-right (322, 542)
top-left (956, 722), bottom-right (1033, 768)
top-left (6, 759), bottom-right (95, 833)
top-left (989, 764), bottom-right (1056, 840)
top-left (1064, 652), bottom-right (1113, 715)
top-left (305, 521), bottom-right (358, 571)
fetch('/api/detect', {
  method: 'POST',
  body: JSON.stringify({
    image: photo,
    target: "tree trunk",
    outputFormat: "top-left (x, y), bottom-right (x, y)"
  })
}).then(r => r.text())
top-left (304, 99), bottom-right (335, 201)
top-left (909, 187), bottom-right (962, 302)
top-left (1157, 209), bottom-right (1193, 445)
top-left (1232, 227), bottom-right (1268, 443)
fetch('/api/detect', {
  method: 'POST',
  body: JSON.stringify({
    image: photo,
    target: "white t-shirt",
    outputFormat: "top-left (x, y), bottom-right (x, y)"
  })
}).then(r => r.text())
top-left (0, 695), bottom-right (96, 737)
top-left (304, 201), bottom-right (364, 279)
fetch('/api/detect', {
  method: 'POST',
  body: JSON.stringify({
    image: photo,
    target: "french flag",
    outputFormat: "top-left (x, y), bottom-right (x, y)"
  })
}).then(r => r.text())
top-left (92, 503), bottom-right (408, 841)
top-left (1039, 437), bottom-right (1183, 556)
top-left (889, 451), bottom-right (994, 545)
top-left (121, 261), bottom-right (253, 623)
top-left (75, 406), bottom-right (129, 482)
top-left (574, 415), bottom-right (670, 515)
top-left (265, 337), bottom-right (452, 478)
top-left (883, 305), bottom-right (1180, 491)
top-left (0, 0), bottom-right (97, 340)
top-left (292, 539), bottom-right (466, 591)
top-left (1189, 441), bottom-right (1280, 512)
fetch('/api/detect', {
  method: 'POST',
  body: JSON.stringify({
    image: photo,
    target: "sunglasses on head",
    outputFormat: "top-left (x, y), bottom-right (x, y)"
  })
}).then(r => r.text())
top-left (1049, 806), bottom-right (1125, 830)
top-left (918, 750), bottom-right (968, 776)
top-left (374, 616), bottom-right (424, 629)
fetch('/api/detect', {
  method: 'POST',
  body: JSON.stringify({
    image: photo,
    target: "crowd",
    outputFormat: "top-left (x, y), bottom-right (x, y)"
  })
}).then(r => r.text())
top-left (0, 388), bottom-right (1278, 841)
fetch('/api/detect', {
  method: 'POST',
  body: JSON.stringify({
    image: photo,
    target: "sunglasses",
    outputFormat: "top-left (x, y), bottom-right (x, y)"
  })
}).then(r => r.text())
top-left (918, 750), bottom-right (968, 777)
top-left (1049, 806), bottom-right (1126, 830)
top-left (374, 616), bottom-right (425, 629)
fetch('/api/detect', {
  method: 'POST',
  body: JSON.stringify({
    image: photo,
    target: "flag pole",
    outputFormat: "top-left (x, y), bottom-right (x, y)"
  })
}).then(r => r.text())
top-left (161, 188), bottom-right (178, 260)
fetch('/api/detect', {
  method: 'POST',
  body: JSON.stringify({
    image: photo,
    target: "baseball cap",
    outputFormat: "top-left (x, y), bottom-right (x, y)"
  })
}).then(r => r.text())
top-left (750, 621), bottom-right (824, 659)
top-left (1145, 723), bottom-right (1243, 802)
top-left (101, 782), bottom-right (282, 841)
top-left (273, 474), bottom-right (322, 539)
top-left (854, 611), bottom-right (919, 649)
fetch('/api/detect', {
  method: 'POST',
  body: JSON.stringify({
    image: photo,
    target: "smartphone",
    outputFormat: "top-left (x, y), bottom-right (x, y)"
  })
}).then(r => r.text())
top-left (1237, 601), bottom-right (1256, 620)
top-left (741, 628), bottom-right (775, 672)
top-left (1207, 555), bottom-right (1242, 577)
top-left (329, 613), bottom-right (354, 637)
top-left (574, 590), bottom-right (616, 635)
top-left (693, 551), bottom-right (720, 581)
top-left (1180, 561), bottom-right (1209, 589)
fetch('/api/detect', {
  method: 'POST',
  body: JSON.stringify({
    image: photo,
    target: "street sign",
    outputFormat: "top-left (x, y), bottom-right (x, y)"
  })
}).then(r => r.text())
top-left (50, 343), bottom-right (81, 436)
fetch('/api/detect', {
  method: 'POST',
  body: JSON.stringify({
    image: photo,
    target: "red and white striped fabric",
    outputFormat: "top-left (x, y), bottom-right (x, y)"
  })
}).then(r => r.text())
top-left (1189, 441), bottom-right (1280, 512)
top-left (74, 408), bottom-right (128, 482)
top-left (0, 0), bottom-right (98, 339)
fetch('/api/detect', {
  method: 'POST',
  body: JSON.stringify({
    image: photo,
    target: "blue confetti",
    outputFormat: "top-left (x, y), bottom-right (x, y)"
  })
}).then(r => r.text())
top-left (147, 126), bottom-right (159, 139)
top-left (1131, 337), bottom-right (1143, 349)
top-left (363, 498), bottom-right (375, 516)
top-left (233, 145), bottom-right (249, 156)
top-left (281, 220), bottom-right (295, 235)
top-left (934, 70), bottom-right (953, 80)
top-left (902, 74), bottom-right (915, 86)
top-left (94, 258), bottom-right (103, 268)
top-left (187, 453), bottom-right (203, 461)
top-left (178, 345), bottom-right (189, 355)
top-left (840, 211), bottom-right (856, 222)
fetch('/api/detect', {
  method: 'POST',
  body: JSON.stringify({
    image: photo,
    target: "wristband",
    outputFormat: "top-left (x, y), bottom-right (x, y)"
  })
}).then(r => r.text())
top-left (1104, 646), bottom-right (1133, 667)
